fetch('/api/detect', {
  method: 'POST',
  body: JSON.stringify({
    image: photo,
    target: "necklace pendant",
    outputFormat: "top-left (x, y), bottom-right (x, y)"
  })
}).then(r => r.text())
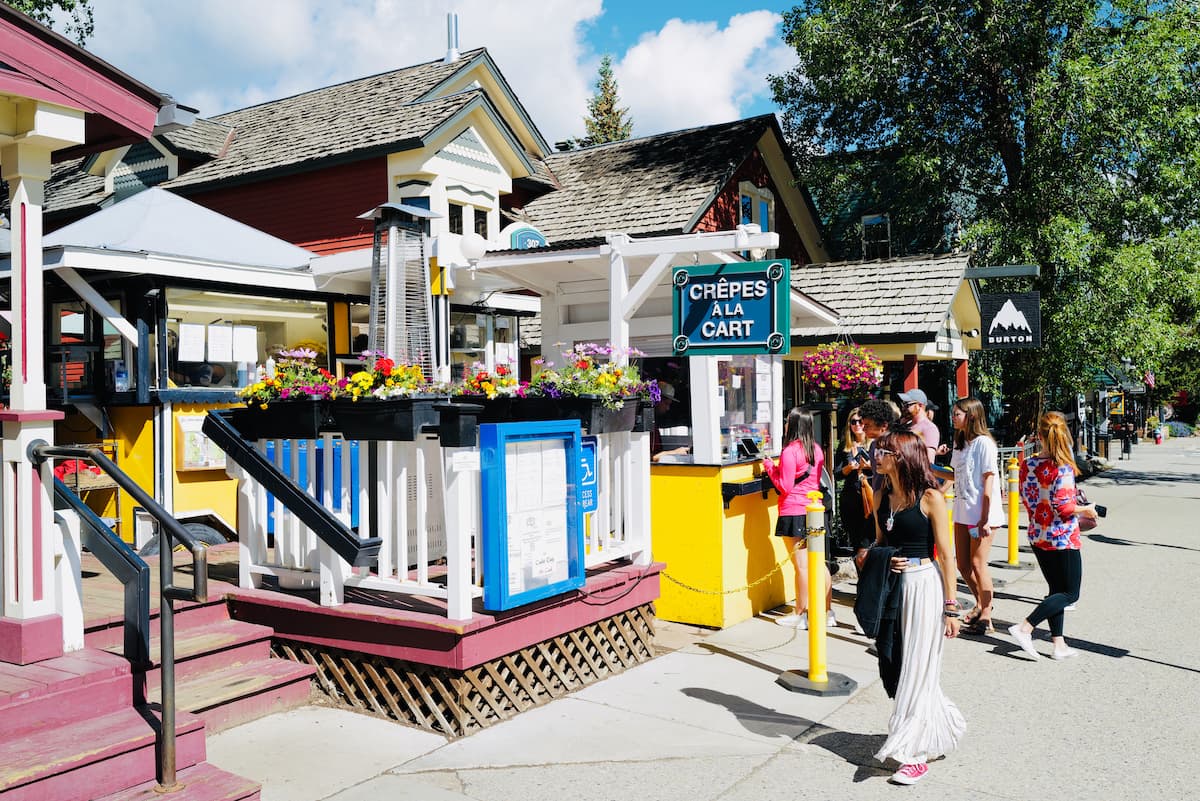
top-left (886, 514), bottom-right (895, 532)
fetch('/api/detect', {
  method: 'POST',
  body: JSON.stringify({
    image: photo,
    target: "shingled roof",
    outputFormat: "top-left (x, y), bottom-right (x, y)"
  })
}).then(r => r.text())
top-left (163, 50), bottom-right (491, 190)
top-left (789, 252), bottom-right (972, 341)
top-left (520, 116), bottom-right (773, 241)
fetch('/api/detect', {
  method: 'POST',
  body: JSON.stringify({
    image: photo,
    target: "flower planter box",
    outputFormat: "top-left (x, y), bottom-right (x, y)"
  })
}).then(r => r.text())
top-left (450, 395), bottom-right (640, 434)
top-left (229, 400), bottom-right (329, 440)
top-left (556, 396), bottom-right (639, 434)
top-left (329, 396), bottom-right (443, 441)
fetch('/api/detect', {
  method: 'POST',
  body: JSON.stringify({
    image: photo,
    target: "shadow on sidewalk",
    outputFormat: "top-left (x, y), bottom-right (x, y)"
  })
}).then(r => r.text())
top-left (1087, 533), bottom-right (1200, 552)
top-left (680, 688), bottom-right (891, 782)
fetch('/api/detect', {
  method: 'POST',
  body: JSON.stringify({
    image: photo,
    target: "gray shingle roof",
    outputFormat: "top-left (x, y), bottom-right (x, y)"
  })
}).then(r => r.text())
top-left (790, 252), bottom-right (972, 340)
top-left (163, 68), bottom-right (485, 191)
top-left (521, 116), bottom-right (771, 241)
top-left (160, 118), bottom-right (234, 158)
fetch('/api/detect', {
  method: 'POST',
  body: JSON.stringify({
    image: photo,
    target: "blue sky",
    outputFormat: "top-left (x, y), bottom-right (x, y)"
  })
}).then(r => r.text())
top-left (77, 1), bottom-right (798, 145)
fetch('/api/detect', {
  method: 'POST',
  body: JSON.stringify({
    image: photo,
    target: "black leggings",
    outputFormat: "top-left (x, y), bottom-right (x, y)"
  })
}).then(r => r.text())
top-left (1028, 548), bottom-right (1082, 637)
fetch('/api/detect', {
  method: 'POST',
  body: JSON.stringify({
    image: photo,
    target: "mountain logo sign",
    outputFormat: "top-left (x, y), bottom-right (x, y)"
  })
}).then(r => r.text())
top-left (980, 292), bottom-right (1041, 350)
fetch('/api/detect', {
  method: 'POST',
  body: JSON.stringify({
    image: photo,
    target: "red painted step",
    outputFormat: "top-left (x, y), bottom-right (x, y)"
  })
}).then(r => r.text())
top-left (95, 762), bottom-right (260, 801)
top-left (154, 658), bottom-right (316, 733)
top-left (0, 649), bottom-right (133, 739)
top-left (0, 706), bottom-right (205, 801)
top-left (85, 599), bottom-right (234, 652)
top-left (103, 618), bottom-right (276, 690)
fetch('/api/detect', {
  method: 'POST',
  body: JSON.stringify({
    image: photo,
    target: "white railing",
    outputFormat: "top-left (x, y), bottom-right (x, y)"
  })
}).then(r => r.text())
top-left (228, 428), bottom-right (652, 621)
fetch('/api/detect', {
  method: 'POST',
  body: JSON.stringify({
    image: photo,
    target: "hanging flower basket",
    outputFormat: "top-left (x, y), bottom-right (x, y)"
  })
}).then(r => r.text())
top-left (800, 342), bottom-right (882, 399)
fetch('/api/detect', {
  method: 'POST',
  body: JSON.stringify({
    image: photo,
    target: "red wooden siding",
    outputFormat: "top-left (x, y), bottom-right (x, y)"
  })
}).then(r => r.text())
top-left (693, 149), bottom-right (811, 266)
top-left (185, 158), bottom-right (388, 256)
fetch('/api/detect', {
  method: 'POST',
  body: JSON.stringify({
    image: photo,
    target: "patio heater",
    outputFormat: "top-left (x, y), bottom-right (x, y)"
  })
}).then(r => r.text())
top-left (357, 203), bottom-right (441, 376)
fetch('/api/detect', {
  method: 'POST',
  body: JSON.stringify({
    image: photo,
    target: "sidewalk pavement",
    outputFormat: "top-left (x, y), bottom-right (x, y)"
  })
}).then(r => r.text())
top-left (208, 435), bottom-right (1200, 801)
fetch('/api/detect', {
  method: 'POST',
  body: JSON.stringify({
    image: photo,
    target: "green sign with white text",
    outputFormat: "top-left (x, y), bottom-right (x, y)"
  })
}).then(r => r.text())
top-left (671, 260), bottom-right (791, 355)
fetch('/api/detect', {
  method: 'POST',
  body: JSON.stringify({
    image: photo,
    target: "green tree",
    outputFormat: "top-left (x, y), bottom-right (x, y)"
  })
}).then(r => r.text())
top-left (771, 1), bottom-right (1200, 422)
top-left (4, 0), bottom-right (94, 44)
top-left (581, 55), bottom-right (633, 147)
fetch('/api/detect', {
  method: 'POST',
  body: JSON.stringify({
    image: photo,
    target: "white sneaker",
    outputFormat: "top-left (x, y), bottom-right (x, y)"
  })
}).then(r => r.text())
top-left (1064, 603), bottom-right (1077, 611)
top-left (776, 612), bottom-right (808, 629)
top-left (1007, 623), bottom-right (1041, 660)
top-left (826, 610), bottom-right (838, 628)
top-left (1052, 647), bottom-right (1079, 660)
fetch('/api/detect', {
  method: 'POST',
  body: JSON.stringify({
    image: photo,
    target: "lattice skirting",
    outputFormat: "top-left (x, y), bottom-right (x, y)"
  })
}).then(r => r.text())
top-left (272, 603), bottom-right (656, 738)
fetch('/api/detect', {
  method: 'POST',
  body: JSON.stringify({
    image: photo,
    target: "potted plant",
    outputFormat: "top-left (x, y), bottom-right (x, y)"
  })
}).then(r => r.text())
top-left (329, 354), bottom-right (443, 441)
top-left (800, 342), bottom-right (883, 402)
top-left (231, 347), bottom-right (337, 439)
top-left (449, 362), bottom-right (553, 422)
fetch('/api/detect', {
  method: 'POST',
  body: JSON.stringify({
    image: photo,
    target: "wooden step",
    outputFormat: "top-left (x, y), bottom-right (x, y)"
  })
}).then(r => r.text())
top-left (86, 599), bottom-right (233, 652)
top-left (0, 706), bottom-right (205, 801)
top-left (149, 658), bottom-right (316, 733)
top-left (95, 762), bottom-right (260, 801)
top-left (103, 619), bottom-right (275, 689)
top-left (0, 649), bottom-right (133, 739)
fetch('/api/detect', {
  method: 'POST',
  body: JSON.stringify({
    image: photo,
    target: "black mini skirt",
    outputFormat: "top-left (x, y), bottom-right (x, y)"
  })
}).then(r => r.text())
top-left (774, 514), bottom-right (809, 538)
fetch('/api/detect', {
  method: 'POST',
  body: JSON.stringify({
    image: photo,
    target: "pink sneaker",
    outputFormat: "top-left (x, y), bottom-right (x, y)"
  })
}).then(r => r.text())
top-left (890, 763), bottom-right (929, 785)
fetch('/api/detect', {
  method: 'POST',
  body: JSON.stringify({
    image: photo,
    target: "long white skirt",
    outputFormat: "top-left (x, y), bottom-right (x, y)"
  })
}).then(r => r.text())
top-left (875, 562), bottom-right (966, 765)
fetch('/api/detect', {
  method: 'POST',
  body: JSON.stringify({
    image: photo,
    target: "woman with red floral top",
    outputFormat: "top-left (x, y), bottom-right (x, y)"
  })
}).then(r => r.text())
top-left (1010, 411), bottom-right (1098, 661)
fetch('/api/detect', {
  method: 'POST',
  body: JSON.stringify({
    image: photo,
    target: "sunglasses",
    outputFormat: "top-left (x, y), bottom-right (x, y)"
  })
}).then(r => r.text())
top-left (849, 419), bottom-right (864, 425)
top-left (874, 448), bottom-right (895, 457)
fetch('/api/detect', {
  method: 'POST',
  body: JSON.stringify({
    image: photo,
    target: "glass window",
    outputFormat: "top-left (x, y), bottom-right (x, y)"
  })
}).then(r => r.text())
top-left (448, 202), bottom-right (464, 235)
top-left (474, 207), bottom-right (488, 238)
top-left (48, 301), bottom-right (95, 397)
top-left (718, 355), bottom-right (771, 458)
top-left (165, 289), bottom-right (328, 389)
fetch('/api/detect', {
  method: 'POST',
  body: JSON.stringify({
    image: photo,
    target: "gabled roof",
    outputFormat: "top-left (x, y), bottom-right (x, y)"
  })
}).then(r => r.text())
top-left (520, 116), bottom-right (774, 241)
top-left (32, 187), bottom-right (315, 269)
top-left (789, 252), bottom-right (973, 341)
top-left (159, 118), bottom-right (234, 159)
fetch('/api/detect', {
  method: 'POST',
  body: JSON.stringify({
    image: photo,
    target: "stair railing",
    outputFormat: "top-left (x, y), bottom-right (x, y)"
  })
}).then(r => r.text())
top-left (32, 441), bottom-right (207, 790)
top-left (52, 478), bottom-right (151, 667)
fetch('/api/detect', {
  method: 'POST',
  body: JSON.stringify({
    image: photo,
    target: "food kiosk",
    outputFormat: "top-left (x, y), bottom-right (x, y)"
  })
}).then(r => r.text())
top-left (475, 226), bottom-right (840, 628)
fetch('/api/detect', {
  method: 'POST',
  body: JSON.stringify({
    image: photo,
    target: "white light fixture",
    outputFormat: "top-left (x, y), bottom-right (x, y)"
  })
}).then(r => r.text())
top-left (460, 232), bottom-right (489, 279)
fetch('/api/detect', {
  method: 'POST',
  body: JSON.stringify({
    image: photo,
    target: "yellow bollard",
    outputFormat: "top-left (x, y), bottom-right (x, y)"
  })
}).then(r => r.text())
top-left (776, 489), bottom-right (858, 697)
top-left (1007, 457), bottom-right (1020, 565)
top-left (804, 490), bottom-right (827, 683)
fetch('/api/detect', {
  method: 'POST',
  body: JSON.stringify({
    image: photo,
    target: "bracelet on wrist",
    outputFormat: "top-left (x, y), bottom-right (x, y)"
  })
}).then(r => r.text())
top-left (944, 600), bottom-right (960, 607)
top-left (943, 611), bottom-right (960, 618)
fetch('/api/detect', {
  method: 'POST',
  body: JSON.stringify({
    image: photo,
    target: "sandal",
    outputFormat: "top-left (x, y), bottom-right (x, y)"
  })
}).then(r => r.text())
top-left (963, 605), bottom-right (991, 625)
top-left (962, 618), bottom-right (995, 636)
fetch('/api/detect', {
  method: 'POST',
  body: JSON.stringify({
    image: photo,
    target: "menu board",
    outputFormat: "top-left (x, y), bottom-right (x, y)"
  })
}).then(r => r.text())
top-left (480, 421), bottom-right (584, 610)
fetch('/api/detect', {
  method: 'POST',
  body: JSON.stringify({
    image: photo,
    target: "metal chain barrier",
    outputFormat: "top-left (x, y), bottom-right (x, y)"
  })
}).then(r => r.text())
top-left (660, 554), bottom-right (792, 596)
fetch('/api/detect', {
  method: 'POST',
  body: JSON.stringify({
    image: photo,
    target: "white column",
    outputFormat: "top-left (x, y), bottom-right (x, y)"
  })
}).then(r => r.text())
top-left (2, 144), bottom-right (51, 411)
top-left (608, 235), bottom-right (630, 361)
top-left (690, 356), bottom-right (723, 463)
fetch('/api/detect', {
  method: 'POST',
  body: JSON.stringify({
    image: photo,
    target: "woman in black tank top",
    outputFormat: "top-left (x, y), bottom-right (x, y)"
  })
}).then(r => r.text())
top-left (867, 430), bottom-right (964, 785)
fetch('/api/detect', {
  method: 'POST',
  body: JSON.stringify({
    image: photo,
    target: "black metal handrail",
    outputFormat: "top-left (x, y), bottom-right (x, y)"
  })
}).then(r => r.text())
top-left (202, 410), bottom-right (381, 566)
top-left (32, 441), bottom-right (206, 791)
top-left (52, 478), bottom-right (151, 668)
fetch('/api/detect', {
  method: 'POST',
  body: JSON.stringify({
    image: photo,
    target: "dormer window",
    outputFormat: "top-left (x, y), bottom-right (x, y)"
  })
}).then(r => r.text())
top-left (738, 182), bottom-right (775, 257)
top-left (448, 202), bottom-right (465, 235)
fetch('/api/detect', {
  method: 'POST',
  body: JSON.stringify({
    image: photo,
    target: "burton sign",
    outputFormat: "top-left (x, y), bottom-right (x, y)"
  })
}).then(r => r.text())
top-left (980, 292), bottom-right (1041, 350)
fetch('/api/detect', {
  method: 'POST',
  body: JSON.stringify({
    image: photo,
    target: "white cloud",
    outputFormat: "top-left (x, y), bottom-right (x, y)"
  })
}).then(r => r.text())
top-left (614, 11), bottom-right (795, 136)
top-left (80, 1), bottom-right (788, 144)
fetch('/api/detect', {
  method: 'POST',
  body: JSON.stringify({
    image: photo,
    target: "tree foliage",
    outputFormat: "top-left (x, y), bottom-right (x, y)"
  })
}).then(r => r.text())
top-left (579, 55), bottom-right (633, 147)
top-left (771, 0), bottom-right (1200, 418)
top-left (4, 0), bottom-right (94, 45)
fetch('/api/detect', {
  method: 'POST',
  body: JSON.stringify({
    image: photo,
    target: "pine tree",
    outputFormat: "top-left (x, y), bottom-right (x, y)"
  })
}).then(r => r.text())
top-left (581, 55), bottom-right (632, 146)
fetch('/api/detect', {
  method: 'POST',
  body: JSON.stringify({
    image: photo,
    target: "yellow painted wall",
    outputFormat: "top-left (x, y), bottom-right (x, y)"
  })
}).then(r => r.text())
top-left (170, 402), bottom-right (240, 533)
top-left (651, 462), bottom-right (795, 628)
top-left (56, 403), bottom-right (239, 543)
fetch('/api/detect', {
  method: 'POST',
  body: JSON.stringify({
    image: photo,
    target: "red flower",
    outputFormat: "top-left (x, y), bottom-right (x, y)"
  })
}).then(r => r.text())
top-left (576, 359), bottom-right (590, 369)
top-left (375, 358), bottom-right (395, 376)
top-left (1035, 460), bottom-right (1057, 487)
top-left (496, 364), bottom-right (510, 376)
top-left (1033, 501), bottom-right (1054, 527)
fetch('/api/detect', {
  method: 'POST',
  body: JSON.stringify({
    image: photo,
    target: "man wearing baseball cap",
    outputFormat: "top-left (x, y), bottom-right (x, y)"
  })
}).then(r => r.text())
top-left (899, 388), bottom-right (940, 463)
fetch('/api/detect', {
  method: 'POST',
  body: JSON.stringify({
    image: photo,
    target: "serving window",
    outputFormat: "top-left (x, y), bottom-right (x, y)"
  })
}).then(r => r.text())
top-left (164, 289), bottom-right (330, 388)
